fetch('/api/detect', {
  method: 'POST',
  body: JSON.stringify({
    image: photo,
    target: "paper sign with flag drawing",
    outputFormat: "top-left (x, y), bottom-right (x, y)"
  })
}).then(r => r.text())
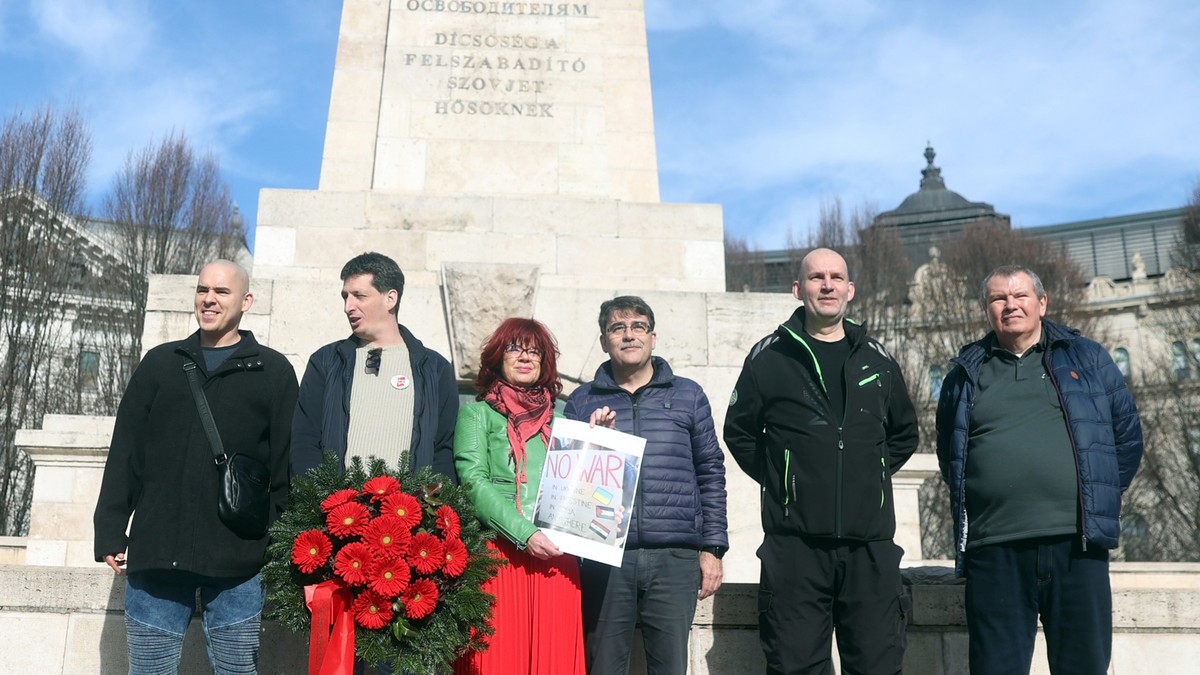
top-left (532, 418), bottom-right (645, 567)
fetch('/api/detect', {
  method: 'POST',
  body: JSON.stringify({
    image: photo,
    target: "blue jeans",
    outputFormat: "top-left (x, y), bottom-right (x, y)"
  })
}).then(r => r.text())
top-left (965, 535), bottom-right (1111, 675)
top-left (124, 570), bottom-right (264, 675)
top-left (581, 547), bottom-right (703, 675)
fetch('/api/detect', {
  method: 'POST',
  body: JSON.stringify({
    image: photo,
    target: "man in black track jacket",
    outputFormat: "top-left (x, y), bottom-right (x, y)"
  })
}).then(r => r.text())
top-left (724, 248), bottom-right (918, 675)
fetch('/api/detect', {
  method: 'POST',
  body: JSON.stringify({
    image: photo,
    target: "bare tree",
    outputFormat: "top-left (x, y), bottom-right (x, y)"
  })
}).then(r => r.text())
top-left (1, 115), bottom-right (246, 534)
top-left (1118, 180), bottom-right (1200, 561)
top-left (813, 198), bottom-right (849, 250)
top-left (724, 231), bottom-right (769, 293)
top-left (823, 217), bottom-right (1094, 558)
top-left (0, 105), bottom-right (93, 535)
top-left (105, 131), bottom-right (245, 360)
top-left (722, 194), bottom-right (1199, 561)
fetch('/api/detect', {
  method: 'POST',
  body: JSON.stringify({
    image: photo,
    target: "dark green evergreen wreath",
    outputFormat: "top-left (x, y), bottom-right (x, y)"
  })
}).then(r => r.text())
top-left (262, 452), bottom-right (504, 673)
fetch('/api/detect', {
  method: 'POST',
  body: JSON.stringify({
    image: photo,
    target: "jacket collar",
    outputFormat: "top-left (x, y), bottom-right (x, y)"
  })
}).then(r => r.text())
top-left (176, 329), bottom-right (260, 373)
top-left (335, 323), bottom-right (429, 364)
top-left (590, 355), bottom-right (674, 393)
top-left (778, 307), bottom-right (867, 349)
top-left (953, 318), bottom-right (1080, 373)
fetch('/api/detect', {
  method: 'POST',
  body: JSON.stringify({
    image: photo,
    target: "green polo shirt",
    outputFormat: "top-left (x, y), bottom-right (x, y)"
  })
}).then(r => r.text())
top-left (964, 334), bottom-right (1078, 549)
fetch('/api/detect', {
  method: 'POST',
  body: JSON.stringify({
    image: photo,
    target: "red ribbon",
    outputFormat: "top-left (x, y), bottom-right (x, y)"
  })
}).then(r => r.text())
top-left (304, 579), bottom-right (355, 675)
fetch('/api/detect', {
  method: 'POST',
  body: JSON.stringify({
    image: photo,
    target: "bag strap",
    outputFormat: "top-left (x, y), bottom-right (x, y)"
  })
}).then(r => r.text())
top-left (183, 361), bottom-right (228, 464)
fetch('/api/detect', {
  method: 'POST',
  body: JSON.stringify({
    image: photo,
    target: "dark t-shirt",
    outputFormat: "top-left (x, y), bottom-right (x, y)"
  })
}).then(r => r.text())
top-left (807, 334), bottom-right (851, 422)
top-left (202, 342), bottom-right (241, 372)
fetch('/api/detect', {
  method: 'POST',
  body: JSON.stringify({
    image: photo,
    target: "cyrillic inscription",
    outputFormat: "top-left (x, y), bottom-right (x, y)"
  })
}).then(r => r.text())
top-left (405, 1), bottom-right (589, 17)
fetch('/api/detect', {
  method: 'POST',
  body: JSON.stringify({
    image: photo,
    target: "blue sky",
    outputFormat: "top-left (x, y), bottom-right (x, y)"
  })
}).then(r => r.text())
top-left (2, 0), bottom-right (1198, 251)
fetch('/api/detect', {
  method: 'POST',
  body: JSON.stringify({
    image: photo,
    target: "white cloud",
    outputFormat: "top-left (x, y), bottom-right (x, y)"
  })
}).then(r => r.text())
top-left (650, 0), bottom-right (1200, 247)
top-left (83, 68), bottom-right (282, 195)
top-left (30, 0), bottom-right (153, 69)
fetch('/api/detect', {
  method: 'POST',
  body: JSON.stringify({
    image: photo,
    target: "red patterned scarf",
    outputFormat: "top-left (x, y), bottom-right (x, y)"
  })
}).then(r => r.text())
top-left (483, 380), bottom-right (553, 514)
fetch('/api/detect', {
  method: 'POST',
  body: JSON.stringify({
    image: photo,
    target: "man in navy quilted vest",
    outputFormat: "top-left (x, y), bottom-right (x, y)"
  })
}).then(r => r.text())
top-left (936, 264), bottom-right (1144, 675)
top-left (565, 295), bottom-right (729, 675)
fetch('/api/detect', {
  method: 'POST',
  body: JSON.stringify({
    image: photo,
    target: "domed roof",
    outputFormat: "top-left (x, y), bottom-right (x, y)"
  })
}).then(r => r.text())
top-left (876, 145), bottom-right (998, 226)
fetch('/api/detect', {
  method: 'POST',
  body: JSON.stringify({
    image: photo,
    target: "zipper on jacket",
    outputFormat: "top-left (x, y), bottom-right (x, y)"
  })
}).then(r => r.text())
top-left (947, 353), bottom-right (979, 558)
top-left (859, 406), bottom-right (888, 508)
top-left (784, 324), bottom-right (860, 539)
top-left (782, 448), bottom-right (793, 516)
top-left (1043, 352), bottom-right (1088, 551)
top-left (835, 434), bottom-right (845, 537)
top-left (880, 456), bottom-right (887, 508)
top-left (631, 394), bottom-right (645, 540)
top-left (782, 325), bottom-right (828, 392)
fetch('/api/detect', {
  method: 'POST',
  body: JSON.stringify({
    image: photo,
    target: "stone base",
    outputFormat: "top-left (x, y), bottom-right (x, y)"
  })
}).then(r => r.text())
top-left (3, 563), bottom-right (1197, 674)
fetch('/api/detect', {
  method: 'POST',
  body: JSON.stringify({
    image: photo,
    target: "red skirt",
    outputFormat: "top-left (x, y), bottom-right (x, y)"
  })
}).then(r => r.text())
top-left (454, 537), bottom-right (585, 674)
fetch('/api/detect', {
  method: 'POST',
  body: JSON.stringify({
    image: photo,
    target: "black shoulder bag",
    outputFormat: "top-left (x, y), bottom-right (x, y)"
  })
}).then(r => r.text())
top-left (183, 361), bottom-right (271, 539)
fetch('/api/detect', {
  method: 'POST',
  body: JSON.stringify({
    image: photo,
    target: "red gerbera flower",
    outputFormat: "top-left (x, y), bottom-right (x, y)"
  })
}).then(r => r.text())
top-left (407, 532), bottom-right (446, 574)
top-left (291, 530), bottom-right (333, 574)
top-left (353, 589), bottom-right (395, 630)
top-left (333, 541), bottom-right (373, 586)
top-left (362, 475), bottom-right (401, 502)
top-left (362, 515), bottom-right (411, 560)
top-left (441, 536), bottom-right (468, 577)
top-left (326, 501), bottom-right (371, 538)
top-left (321, 488), bottom-right (362, 513)
top-left (435, 505), bottom-right (461, 540)
top-left (402, 578), bottom-right (439, 619)
top-left (381, 491), bottom-right (423, 530)
top-left (369, 556), bottom-right (412, 597)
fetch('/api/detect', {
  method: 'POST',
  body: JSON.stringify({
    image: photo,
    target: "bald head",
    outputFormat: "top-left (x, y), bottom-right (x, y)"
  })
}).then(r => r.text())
top-left (799, 248), bottom-right (849, 281)
top-left (200, 260), bottom-right (249, 295)
top-left (195, 260), bottom-right (253, 347)
top-left (793, 247), bottom-right (855, 340)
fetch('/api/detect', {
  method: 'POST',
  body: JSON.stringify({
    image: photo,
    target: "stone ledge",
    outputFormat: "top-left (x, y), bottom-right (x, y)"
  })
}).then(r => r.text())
top-left (2, 564), bottom-right (1197, 674)
top-left (0, 564), bottom-right (122, 612)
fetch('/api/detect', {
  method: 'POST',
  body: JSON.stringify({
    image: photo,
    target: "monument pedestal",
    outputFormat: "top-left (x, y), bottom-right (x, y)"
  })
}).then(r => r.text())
top-left (17, 415), bottom-right (115, 568)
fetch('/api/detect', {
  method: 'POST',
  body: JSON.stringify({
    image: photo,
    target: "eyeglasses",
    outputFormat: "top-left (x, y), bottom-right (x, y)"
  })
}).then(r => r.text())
top-left (365, 347), bottom-right (382, 376)
top-left (606, 321), bottom-right (652, 337)
top-left (504, 344), bottom-right (542, 359)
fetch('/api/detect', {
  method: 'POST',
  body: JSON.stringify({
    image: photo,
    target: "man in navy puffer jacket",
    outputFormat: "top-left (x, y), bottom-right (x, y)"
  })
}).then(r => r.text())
top-left (565, 296), bottom-right (728, 675)
top-left (936, 264), bottom-right (1143, 675)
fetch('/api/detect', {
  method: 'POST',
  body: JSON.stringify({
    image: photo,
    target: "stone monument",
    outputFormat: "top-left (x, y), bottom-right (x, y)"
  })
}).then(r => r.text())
top-left (140, 0), bottom-right (932, 585)
top-left (8, 5), bottom-right (1200, 673)
top-left (240, 0), bottom-right (748, 402)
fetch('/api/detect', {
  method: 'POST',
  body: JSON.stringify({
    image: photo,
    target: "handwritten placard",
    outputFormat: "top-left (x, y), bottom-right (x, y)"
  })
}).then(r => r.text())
top-left (533, 418), bottom-right (644, 566)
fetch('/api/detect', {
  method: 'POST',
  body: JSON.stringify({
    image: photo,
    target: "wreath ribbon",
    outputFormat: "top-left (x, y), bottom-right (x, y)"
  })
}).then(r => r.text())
top-left (304, 579), bottom-right (355, 675)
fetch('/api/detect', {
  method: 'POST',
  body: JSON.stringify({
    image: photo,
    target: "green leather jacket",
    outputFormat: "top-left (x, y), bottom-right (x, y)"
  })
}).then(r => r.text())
top-left (453, 401), bottom-right (551, 547)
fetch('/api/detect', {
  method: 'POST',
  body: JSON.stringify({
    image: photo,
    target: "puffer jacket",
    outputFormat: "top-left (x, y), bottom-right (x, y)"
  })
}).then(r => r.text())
top-left (290, 324), bottom-right (459, 482)
top-left (935, 319), bottom-right (1144, 575)
top-left (724, 311), bottom-right (919, 542)
top-left (564, 357), bottom-right (729, 550)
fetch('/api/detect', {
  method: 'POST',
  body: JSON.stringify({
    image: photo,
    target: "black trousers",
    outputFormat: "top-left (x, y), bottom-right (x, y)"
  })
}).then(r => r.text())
top-left (757, 535), bottom-right (906, 675)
